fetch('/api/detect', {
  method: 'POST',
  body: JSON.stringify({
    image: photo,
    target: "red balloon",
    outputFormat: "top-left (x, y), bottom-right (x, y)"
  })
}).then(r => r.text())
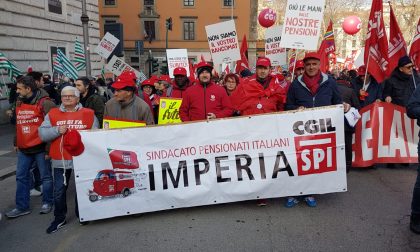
top-left (342, 16), bottom-right (362, 35)
top-left (258, 8), bottom-right (276, 28)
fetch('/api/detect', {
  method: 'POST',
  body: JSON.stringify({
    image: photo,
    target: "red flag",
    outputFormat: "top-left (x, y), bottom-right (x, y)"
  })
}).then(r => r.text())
top-left (223, 64), bottom-right (230, 75)
top-left (388, 4), bottom-right (408, 74)
top-left (364, 0), bottom-right (389, 83)
top-left (409, 18), bottom-right (420, 69)
top-left (107, 148), bottom-right (139, 169)
top-left (189, 59), bottom-right (195, 77)
top-left (200, 54), bottom-right (206, 63)
top-left (27, 64), bottom-right (33, 73)
top-left (235, 35), bottom-right (250, 74)
top-left (317, 20), bottom-right (335, 72)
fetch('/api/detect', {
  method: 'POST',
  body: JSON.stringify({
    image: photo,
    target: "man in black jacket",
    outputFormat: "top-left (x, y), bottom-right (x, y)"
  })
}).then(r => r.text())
top-left (383, 56), bottom-right (420, 107)
top-left (75, 77), bottom-right (105, 127)
top-left (351, 65), bottom-right (383, 108)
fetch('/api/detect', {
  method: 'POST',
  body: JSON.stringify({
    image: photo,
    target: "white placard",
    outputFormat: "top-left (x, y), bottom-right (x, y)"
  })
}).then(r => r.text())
top-left (205, 20), bottom-right (241, 65)
top-left (74, 106), bottom-right (346, 221)
top-left (265, 25), bottom-right (287, 66)
top-left (166, 49), bottom-right (190, 78)
top-left (95, 32), bottom-right (120, 59)
top-left (105, 55), bottom-right (147, 82)
top-left (280, 0), bottom-right (325, 50)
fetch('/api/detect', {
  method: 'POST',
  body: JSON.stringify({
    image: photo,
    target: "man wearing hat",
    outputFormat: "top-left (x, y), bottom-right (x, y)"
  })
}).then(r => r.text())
top-left (179, 62), bottom-right (233, 121)
top-left (351, 65), bottom-right (383, 108)
top-left (156, 75), bottom-right (173, 97)
top-left (285, 52), bottom-right (348, 208)
top-left (171, 67), bottom-right (192, 98)
top-left (383, 55), bottom-right (420, 107)
top-left (290, 60), bottom-right (305, 79)
top-left (231, 57), bottom-right (286, 116)
top-left (39, 86), bottom-right (99, 233)
top-left (104, 71), bottom-right (154, 125)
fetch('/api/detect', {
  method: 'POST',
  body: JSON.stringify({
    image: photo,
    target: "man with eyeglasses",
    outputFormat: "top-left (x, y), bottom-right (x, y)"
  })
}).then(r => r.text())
top-left (383, 55), bottom-right (420, 107)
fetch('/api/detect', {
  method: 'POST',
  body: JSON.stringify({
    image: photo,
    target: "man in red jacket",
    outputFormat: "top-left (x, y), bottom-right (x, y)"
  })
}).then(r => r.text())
top-left (171, 67), bottom-right (192, 99)
top-left (230, 57), bottom-right (286, 116)
top-left (179, 62), bottom-right (233, 121)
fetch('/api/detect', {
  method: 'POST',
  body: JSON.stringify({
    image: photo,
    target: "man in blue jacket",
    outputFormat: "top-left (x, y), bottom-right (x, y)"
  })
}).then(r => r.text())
top-left (405, 67), bottom-right (420, 234)
top-left (285, 52), bottom-right (349, 208)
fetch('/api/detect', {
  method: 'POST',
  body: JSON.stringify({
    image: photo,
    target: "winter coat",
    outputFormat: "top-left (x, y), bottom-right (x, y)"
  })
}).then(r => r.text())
top-left (80, 91), bottom-right (105, 128)
top-left (383, 69), bottom-right (420, 107)
top-left (285, 72), bottom-right (343, 110)
top-left (351, 76), bottom-right (383, 107)
top-left (179, 82), bottom-right (234, 121)
top-left (104, 95), bottom-right (155, 125)
top-left (336, 79), bottom-right (361, 132)
top-left (171, 80), bottom-right (192, 99)
top-left (230, 75), bottom-right (286, 115)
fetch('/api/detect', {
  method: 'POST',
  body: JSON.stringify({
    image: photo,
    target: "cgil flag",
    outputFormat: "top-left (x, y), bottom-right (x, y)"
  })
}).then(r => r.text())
top-left (387, 3), bottom-right (407, 74)
top-left (235, 34), bottom-right (250, 74)
top-left (409, 18), bottom-right (420, 69)
top-left (57, 49), bottom-right (79, 80)
top-left (364, 0), bottom-right (389, 83)
top-left (0, 52), bottom-right (22, 81)
top-left (74, 38), bottom-right (86, 71)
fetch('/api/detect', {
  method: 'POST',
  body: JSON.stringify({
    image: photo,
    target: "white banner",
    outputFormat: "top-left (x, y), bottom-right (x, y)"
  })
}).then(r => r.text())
top-left (95, 32), bottom-right (120, 59)
top-left (265, 25), bottom-right (287, 66)
top-left (105, 55), bottom-right (147, 82)
top-left (166, 49), bottom-right (190, 78)
top-left (74, 106), bottom-right (346, 221)
top-left (280, 0), bottom-right (325, 50)
top-left (205, 20), bottom-right (241, 66)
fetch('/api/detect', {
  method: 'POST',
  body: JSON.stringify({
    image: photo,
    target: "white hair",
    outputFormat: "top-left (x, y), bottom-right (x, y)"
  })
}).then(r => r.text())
top-left (61, 86), bottom-right (80, 97)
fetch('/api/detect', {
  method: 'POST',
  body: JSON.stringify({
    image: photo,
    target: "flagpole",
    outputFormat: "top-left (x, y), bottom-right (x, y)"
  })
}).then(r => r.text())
top-left (291, 50), bottom-right (299, 82)
top-left (363, 49), bottom-right (372, 87)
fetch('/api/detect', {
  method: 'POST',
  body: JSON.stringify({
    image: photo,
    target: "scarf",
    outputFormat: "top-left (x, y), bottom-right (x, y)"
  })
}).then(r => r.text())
top-left (302, 72), bottom-right (321, 95)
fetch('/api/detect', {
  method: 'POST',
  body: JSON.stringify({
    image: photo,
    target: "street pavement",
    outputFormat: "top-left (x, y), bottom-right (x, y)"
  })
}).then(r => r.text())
top-left (0, 123), bottom-right (419, 251)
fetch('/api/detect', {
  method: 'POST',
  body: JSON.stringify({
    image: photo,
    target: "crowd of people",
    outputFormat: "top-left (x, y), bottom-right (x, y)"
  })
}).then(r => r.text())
top-left (3, 52), bottom-right (420, 235)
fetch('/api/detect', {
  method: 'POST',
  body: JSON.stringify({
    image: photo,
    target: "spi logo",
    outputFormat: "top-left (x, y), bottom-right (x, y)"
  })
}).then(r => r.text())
top-left (293, 119), bottom-right (337, 176)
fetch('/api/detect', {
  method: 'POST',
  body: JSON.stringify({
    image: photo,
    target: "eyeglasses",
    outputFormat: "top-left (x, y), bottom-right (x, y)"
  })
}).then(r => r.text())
top-left (403, 65), bottom-right (414, 69)
top-left (62, 95), bottom-right (77, 99)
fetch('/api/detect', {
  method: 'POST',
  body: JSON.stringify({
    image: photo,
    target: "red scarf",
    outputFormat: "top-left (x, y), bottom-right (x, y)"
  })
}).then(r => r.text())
top-left (302, 72), bottom-right (321, 95)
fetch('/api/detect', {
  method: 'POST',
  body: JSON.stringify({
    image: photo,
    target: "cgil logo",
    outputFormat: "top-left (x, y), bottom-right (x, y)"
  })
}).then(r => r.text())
top-left (293, 118), bottom-right (337, 176)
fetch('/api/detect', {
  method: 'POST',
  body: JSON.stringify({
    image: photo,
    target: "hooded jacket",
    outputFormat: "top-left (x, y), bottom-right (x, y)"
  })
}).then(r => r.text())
top-left (383, 69), bottom-right (420, 107)
top-left (171, 79), bottom-right (192, 99)
top-left (179, 81), bottom-right (233, 121)
top-left (285, 72), bottom-right (342, 110)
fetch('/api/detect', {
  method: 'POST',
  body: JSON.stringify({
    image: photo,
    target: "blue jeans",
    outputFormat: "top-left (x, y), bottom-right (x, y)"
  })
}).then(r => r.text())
top-left (29, 161), bottom-right (42, 190)
top-left (53, 168), bottom-right (73, 220)
top-left (15, 151), bottom-right (53, 210)
top-left (412, 143), bottom-right (420, 215)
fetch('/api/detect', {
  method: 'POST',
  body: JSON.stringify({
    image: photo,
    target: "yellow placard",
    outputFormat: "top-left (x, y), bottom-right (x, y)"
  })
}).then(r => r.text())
top-left (103, 117), bottom-right (146, 129)
top-left (158, 98), bottom-right (182, 125)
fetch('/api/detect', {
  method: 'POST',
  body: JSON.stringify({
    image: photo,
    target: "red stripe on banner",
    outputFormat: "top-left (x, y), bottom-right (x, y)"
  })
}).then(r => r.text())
top-left (352, 102), bottom-right (419, 167)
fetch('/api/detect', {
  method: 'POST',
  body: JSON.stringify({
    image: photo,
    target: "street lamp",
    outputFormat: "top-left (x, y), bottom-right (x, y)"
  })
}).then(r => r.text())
top-left (81, 0), bottom-right (91, 77)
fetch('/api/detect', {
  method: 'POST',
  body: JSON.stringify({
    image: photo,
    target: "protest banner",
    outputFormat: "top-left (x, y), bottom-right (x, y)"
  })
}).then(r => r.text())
top-left (352, 102), bottom-right (419, 167)
top-left (205, 20), bottom-right (241, 66)
top-left (166, 49), bottom-right (190, 78)
top-left (74, 106), bottom-right (346, 221)
top-left (265, 25), bottom-right (287, 66)
top-left (103, 117), bottom-right (146, 129)
top-left (280, 0), bottom-right (325, 50)
top-left (158, 98), bottom-right (182, 125)
top-left (105, 55), bottom-right (147, 82)
top-left (95, 32), bottom-right (120, 59)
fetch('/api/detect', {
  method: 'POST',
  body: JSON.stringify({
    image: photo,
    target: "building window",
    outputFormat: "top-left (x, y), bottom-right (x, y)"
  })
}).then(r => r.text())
top-left (223, 0), bottom-right (234, 6)
top-left (184, 0), bottom-right (194, 6)
top-left (104, 0), bottom-right (116, 6)
top-left (184, 21), bottom-right (195, 40)
top-left (48, 0), bottom-right (63, 15)
top-left (103, 17), bottom-right (118, 33)
top-left (144, 21), bottom-right (156, 41)
top-left (144, 0), bottom-right (154, 5)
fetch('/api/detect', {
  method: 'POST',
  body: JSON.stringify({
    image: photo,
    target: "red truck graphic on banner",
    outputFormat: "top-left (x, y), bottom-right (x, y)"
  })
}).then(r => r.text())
top-left (89, 149), bottom-right (140, 202)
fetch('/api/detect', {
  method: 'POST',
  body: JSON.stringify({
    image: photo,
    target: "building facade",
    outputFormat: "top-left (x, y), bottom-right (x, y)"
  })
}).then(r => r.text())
top-left (99, 0), bottom-right (257, 75)
top-left (0, 0), bottom-right (101, 79)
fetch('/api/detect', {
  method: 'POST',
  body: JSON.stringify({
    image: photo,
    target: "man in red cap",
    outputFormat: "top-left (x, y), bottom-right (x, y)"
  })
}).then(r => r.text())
top-left (171, 67), bottom-right (192, 98)
top-left (179, 62), bottom-right (233, 121)
top-left (231, 57), bottom-right (287, 116)
top-left (351, 65), bottom-right (382, 108)
top-left (38, 86), bottom-right (99, 233)
top-left (285, 51), bottom-right (349, 208)
top-left (104, 71), bottom-right (154, 125)
top-left (290, 60), bottom-right (304, 79)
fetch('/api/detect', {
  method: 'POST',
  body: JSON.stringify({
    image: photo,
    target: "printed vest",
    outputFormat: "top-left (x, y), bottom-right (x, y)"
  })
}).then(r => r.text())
top-left (49, 108), bottom-right (95, 160)
top-left (16, 102), bottom-right (45, 149)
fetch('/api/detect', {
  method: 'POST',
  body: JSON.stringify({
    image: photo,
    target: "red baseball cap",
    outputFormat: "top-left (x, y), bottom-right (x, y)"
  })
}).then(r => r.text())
top-left (303, 52), bottom-right (321, 62)
top-left (357, 65), bottom-right (367, 76)
top-left (296, 60), bottom-right (304, 69)
top-left (63, 130), bottom-right (85, 156)
top-left (112, 71), bottom-right (137, 90)
top-left (256, 57), bottom-right (271, 67)
top-left (141, 79), bottom-right (154, 87)
top-left (173, 67), bottom-right (187, 76)
top-left (158, 75), bottom-right (171, 83)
